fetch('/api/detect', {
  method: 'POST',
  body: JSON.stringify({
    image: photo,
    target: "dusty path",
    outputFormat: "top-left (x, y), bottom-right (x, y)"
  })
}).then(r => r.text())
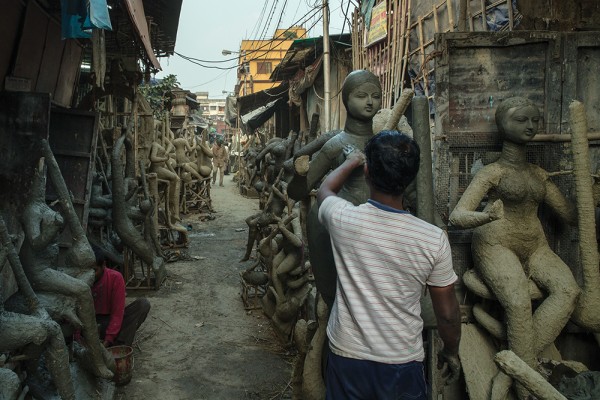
top-left (117, 175), bottom-right (293, 399)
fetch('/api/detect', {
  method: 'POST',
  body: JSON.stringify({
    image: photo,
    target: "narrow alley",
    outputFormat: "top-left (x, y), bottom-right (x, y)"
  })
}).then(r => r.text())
top-left (118, 175), bottom-right (293, 400)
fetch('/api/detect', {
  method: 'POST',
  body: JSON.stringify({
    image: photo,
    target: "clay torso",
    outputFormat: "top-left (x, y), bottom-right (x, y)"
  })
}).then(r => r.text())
top-left (473, 161), bottom-right (549, 259)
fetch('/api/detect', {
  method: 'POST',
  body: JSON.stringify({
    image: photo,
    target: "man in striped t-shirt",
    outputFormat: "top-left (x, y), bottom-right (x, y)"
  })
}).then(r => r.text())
top-left (317, 131), bottom-right (461, 399)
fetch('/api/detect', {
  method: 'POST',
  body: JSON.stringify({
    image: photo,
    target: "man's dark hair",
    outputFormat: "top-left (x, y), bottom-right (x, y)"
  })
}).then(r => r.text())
top-left (91, 244), bottom-right (106, 266)
top-left (364, 130), bottom-right (420, 196)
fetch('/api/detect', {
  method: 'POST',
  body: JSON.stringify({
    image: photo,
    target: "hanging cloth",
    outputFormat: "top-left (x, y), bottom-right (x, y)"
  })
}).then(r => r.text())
top-left (61, 0), bottom-right (112, 39)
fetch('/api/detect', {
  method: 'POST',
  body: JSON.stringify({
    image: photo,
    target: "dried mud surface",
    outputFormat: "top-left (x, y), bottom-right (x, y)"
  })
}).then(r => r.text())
top-left (116, 175), bottom-right (293, 399)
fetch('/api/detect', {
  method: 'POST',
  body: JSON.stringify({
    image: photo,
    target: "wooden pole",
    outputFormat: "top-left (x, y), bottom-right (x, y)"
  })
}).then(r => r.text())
top-left (323, 0), bottom-right (331, 132)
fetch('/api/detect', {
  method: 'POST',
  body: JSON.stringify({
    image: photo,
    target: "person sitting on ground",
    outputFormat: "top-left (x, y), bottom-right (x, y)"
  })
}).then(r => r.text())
top-left (317, 131), bottom-right (462, 399)
top-left (92, 246), bottom-right (151, 347)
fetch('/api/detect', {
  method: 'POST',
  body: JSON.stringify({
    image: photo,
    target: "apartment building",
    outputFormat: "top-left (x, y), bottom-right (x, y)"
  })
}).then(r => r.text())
top-left (235, 26), bottom-right (306, 97)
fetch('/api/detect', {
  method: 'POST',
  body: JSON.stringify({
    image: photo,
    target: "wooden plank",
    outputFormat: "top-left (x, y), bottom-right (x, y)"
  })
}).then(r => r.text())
top-left (12, 1), bottom-right (48, 88)
top-left (0, 2), bottom-right (25, 85)
top-left (54, 40), bottom-right (83, 107)
top-left (48, 108), bottom-right (99, 233)
top-left (35, 19), bottom-right (65, 94)
top-left (562, 32), bottom-right (600, 134)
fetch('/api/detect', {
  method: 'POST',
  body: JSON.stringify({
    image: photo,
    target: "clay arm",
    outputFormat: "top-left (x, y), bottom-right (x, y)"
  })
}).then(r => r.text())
top-left (200, 142), bottom-right (214, 157)
top-left (149, 144), bottom-right (168, 163)
top-left (288, 146), bottom-right (338, 201)
top-left (277, 216), bottom-right (302, 248)
top-left (544, 178), bottom-right (577, 226)
top-left (255, 142), bottom-right (275, 169)
top-left (22, 209), bottom-right (62, 250)
top-left (316, 150), bottom-right (365, 206)
top-left (448, 169), bottom-right (503, 229)
top-left (428, 283), bottom-right (462, 384)
top-left (0, 215), bottom-right (47, 318)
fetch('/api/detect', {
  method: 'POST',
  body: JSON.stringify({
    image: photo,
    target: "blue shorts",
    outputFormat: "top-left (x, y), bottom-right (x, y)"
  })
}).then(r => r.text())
top-left (325, 352), bottom-right (428, 400)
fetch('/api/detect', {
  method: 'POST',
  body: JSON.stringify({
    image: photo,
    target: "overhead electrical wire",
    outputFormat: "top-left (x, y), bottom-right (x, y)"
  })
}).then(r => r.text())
top-left (175, 5), bottom-right (321, 67)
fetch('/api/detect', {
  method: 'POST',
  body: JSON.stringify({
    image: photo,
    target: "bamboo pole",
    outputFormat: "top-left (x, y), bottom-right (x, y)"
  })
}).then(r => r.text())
top-left (417, 17), bottom-right (430, 97)
top-left (394, 0), bottom-right (407, 100)
top-left (480, 0), bottom-right (487, 30)
top-left (388, 0), bottom-right (399, 106)
top-left (401, 0), bottom-right (412, 91)
top-left (459, 0), bottom-right (468, 31)
top-left (447, 0), bottom-right (456, 30)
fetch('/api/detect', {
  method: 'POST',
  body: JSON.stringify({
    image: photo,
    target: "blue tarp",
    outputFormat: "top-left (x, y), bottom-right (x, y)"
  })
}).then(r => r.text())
top-left (61, 0), bottom-right (112, 39)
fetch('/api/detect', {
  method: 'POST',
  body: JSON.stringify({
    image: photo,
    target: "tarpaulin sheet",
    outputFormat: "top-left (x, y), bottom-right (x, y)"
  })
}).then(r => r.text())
top-left (240, 98), bottom-right (284, 132)
top-left (61, 0), bottom-right (112, 39)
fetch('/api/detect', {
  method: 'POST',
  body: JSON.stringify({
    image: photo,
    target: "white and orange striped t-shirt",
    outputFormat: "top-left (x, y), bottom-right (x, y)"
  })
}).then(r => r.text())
top-left (318, 196), bottom-right (457, 364)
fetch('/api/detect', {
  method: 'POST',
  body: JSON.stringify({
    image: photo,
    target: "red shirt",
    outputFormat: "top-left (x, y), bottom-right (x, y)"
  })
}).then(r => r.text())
top-left (92, 268), bottom-right (126, 344)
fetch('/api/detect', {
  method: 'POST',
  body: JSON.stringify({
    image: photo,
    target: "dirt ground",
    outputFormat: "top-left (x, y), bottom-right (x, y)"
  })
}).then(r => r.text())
top-left (116, 174), bottom-right (294, 400)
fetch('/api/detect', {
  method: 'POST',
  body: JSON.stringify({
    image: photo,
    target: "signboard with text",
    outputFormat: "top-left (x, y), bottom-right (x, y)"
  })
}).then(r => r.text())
top-left (366, 1), bottom-right (387, 47)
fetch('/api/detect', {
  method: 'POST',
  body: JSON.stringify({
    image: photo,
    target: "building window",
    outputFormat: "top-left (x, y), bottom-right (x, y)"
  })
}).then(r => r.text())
top-left (256, 61), bottom-right (272, 75)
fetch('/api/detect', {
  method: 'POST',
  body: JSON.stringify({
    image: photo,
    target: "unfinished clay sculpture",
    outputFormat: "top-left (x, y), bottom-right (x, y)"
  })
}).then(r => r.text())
top-left (0, 215), bottom-right (75, 400)
top-left (149, 121), bottom-right (181, 226)
top-left (449, 97), bottom-right (580, 399)
top-left (18, 161), bottom-right (114, 380)
top-left (287, 69), bottom-right (383, 309)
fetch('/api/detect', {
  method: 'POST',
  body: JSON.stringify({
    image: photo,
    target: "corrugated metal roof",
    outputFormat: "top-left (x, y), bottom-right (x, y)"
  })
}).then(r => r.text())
top-left (270, 34), bottom-right (351, 81)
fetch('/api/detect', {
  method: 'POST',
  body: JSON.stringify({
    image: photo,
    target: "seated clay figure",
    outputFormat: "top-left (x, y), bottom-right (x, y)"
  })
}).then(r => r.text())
top-left (19, 161), bottom-right (114, 379)
top-left (149, 122), bottom-right (181, 226)
top-left (194, 130), bottom-right (214, 178)
top-left (0, 218), bottom-right (75, 400)
top-left (172, 128), bottom-right (203, 181)
top-left (449, 97), bottom-right (580, 399)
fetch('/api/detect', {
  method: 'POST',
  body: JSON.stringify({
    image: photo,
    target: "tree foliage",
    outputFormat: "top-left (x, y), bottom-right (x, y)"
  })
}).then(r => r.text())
top-left (138, 74), bottom-right (180, 118)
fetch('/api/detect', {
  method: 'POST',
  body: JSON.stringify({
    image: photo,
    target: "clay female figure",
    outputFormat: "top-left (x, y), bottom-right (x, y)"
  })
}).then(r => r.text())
top-left (194, 130), bottom-right (214, 178)
top-left (0, 216), bottom-right (75, 400)
top-left (149, 123), bottom-right (181, 224)
top-left (449, 97), bottom-right (580, 399)
top-left (256, 130), bottom-right (298, 185)
top-left (172, 129), bottom-right (203, 180)
top-left (19, 163), bottom-right (114, 379)
top-left (287, 69), bottom-right (382, 309)
top-left (241, 170), bottom-right (289, 261)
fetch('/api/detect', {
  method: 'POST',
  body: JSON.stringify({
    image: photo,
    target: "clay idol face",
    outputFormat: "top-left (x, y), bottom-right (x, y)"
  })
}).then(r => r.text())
top-left (347, 82), bottom-right (382, 121)
top-left (501, 105), bottom-right (540, 144)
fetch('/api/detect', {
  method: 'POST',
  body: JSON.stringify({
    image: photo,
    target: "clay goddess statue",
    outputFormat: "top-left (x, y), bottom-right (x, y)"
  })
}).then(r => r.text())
top-left (172, 128), bottom-right (203, 181)
top-left (0, 215), bottom-right (76, 400)
top-left (449, 97), bottom-right (580, 399)
top-left (193, 129), bottom-right (214, 178)
top-left (149, 122), bottom-right (181, 225)
top-left (287, 69), bottom-right (383, 309)
top-left (19, 161), bottom-right (114, 379)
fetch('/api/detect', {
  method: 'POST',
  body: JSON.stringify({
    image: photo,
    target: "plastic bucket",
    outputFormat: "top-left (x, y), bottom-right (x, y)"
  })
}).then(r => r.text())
top-left (108, 345), bottom-right (134, 386)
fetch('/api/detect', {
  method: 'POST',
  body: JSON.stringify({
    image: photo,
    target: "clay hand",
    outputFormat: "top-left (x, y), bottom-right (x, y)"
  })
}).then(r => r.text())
top-left (437, 349), bottom-right (461, 385)
top-left (486, 199), bottom-right (504, 222)
top-left (343, 145), bottom-right (366, 166)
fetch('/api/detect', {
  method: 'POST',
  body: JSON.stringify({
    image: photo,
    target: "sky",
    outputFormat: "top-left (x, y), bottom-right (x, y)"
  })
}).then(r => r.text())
top-left (155, 0), bottom-right (353, 98)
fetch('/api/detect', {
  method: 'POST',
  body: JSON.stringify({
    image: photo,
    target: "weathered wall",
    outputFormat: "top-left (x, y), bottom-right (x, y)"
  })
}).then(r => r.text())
top-left (517, 0), bottom-right (600, 31)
